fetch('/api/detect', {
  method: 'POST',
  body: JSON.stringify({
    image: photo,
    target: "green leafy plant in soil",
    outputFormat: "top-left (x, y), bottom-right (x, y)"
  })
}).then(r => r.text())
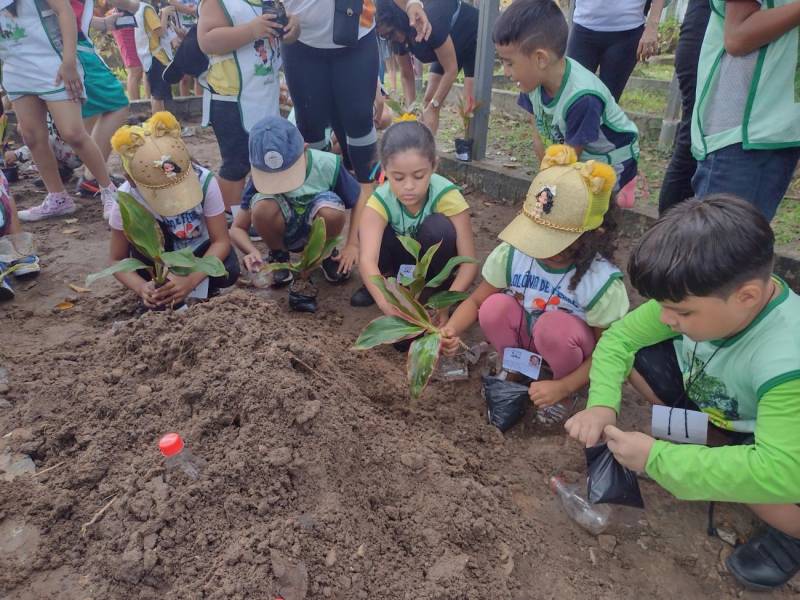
top-left (262, 215), bottom-right (341, 281)
top-left (354, 237), bottom-right (477, 399)
top-left (86, 191), bottom-right (227, 288)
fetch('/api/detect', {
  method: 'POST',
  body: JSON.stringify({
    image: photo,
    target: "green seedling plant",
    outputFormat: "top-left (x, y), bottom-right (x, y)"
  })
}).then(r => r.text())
top-left (261, 216), bottom-right (342, 282)
top-left (354, 236), bottom-right (477, 398)
top-left (86, 191), bottom-right (228, 290)
top-left (457, 94), bottom-right (483, 139)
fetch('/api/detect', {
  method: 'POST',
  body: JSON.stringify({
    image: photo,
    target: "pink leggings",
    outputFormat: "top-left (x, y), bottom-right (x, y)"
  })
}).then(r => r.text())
top-left (478, 293), bottom-right (596, 379)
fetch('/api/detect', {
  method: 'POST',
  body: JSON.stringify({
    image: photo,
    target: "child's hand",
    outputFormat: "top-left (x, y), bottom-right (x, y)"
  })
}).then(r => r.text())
top-left (406, 2), bottom-right (431, 42)
top-left (604, 425), bottom-right (655, 472)
top-left (243, 252), bottom-right (263, 273)
top-left (248, 13), bottom-right (282, 41)
top-left (283, 13), bottom-right (301, 43)
top-left (439, 325), bottom-right (461, 357)
top-left (332, 243), bottom-right (358, 274)
top-left (56, 59), bottom-right (83, 102)
top-left (564, 406), bottom-right (617, 447)
top-left (153, 274), bottom-right (200, 305)
top-left (432, 307), bottom-right (448, 328)
top-left (3, 150), bottom-right (16, 165)
top-left (138, 280), bottom-right (161, 308)
top-left (529, 379), bottom-right (569, 408)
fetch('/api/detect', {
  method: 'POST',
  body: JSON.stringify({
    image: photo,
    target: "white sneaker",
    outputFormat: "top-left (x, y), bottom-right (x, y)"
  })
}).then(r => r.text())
top-left (100, 184), bottom-right (117, 221)
top-left (18, 193), bottom-right (77, 222)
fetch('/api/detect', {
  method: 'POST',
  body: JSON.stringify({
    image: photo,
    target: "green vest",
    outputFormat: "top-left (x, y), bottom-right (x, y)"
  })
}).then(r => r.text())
top-left (255, 149), bottom-right (341, 214)
top-left (372, 173), bottom-right (458, 237)
top-left (671, 278), bottom-right (800, 433)
top-left (692, 0), bottom-right (800, 160)
top-left (526, 58), bottom-right (640, 167)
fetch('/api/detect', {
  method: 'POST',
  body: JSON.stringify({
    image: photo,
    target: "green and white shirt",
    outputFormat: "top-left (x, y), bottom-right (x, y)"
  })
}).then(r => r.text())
top-left (481, 242), bottom-right (629, 329)
top-left (692, 0), bottom-right (800, 159)
top-left (588, 279), bottom-right (800, 503)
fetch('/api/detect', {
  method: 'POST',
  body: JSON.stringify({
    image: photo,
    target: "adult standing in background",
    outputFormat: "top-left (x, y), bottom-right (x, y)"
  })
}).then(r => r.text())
top-left (567, 0), bottom-right (666, 101)
top-left (376, 0), bottom-right (478, 134)
top-left (281, 0), bottom-right (431, 277)
top-left (657, 0), bottom-right (710, 213)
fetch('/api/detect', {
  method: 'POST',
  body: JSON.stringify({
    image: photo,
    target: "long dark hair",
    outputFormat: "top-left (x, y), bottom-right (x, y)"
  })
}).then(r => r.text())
top-left (564, 204), bottom-right (619, 291)
top-left (375, 0), bottom-right (414, 42)
top-left (379, 120), bottom-right (437, 167)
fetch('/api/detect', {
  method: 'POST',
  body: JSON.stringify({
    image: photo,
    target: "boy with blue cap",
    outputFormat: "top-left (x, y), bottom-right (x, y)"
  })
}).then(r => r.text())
top-left (230, 116), bottom-right (361, 313)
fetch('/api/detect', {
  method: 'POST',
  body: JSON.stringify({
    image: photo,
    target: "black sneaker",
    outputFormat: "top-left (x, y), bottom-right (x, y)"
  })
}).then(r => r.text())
top-left (268, 250), bottom-right (294, 288)
top-left (726, 527), bottom-right (800, 590)
top-left (288, 279), bottom-right (317, 313)
top-left (320, 249), bottom-right (349, 284)
top-left (350, 285), bottom-right (375, 307)
top-left (76, 176), bottom-right (100, 197)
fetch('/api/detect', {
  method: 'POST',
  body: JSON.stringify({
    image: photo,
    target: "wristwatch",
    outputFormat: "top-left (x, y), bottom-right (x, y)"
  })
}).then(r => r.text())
top-left (405, 0), bottom-right (424, 10)
top-left (431, 99), bottom-right (441, 109)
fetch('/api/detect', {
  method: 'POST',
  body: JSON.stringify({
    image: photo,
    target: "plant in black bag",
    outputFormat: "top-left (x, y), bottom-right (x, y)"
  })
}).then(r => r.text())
top-left (482, 375), bottom-right (529, 432)
top-left (585, 443), bottom-right (645, 508)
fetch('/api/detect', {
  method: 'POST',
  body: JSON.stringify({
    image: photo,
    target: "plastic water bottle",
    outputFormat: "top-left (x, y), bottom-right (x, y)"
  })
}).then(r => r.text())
top-left (159, 433), bottom-right (204, 479)
top-left (465, 341), bottom-right (490, 365)
top-left (550, 475), bottom-right (611, 535)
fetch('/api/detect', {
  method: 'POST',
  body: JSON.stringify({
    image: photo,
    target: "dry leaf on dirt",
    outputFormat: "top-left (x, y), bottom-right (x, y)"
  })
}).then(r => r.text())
top-left (55, 300), bottom-right (75, 311)
top-left (64, 218), bottom-right (78, 224)
top-left (62, 228), bottom-right (79, 235)
top-left (68, 283), bottom-right (91, 294)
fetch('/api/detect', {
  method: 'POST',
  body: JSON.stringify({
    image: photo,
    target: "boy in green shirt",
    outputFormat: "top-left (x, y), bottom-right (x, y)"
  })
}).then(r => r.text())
top-left (566, 195), bottom-right (800, 591)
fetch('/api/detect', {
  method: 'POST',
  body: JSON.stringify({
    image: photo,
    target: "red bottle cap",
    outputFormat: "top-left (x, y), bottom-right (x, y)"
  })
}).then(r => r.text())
top-left (159, 432), bottom-right (185, 457)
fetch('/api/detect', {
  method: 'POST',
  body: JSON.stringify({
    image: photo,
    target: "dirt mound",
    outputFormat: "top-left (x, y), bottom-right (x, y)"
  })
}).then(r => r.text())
top-left (0, 291), bottom-right (532, 599)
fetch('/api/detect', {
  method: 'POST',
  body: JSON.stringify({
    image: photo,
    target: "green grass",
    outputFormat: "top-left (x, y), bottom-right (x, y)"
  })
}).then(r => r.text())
top-left (619, 88), bottom-right (668, 115)
top-left (632, 63), bottom-right (675, 81)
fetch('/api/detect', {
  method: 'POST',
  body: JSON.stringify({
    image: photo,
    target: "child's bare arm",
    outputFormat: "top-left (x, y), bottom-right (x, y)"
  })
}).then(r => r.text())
top-left (46, 0), bottom-right (82, 100)
top-left (724, 0), bottom-right (800, 56)
top-left (197, 0), bottom-right (280, 55)
top-left (530, 117), bottom-right (545, 161)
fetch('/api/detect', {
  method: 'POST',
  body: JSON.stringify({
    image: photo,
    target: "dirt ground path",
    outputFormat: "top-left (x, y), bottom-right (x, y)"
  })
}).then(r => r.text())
top-left (0, 129), bottom-right (797, 599)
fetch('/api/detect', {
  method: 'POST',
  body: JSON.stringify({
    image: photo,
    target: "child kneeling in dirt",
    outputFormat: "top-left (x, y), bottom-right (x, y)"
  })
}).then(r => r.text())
top-left (108, 112), bottom-right (239, 309)
top-left (229, 116), bottom-right (361, 313)
top-left (0, 171), bottom-right (40, 300)
top-left (566, 195), bottom-right (800, 591)
top-left (441, 145), bottom-right (629, 426)
top-left (354, 118), bottom-right (478, 316)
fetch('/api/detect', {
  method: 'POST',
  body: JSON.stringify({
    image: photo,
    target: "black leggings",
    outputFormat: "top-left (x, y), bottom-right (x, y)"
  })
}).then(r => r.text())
top-left (567, 23), bottom-right (644, 102)
top-left (378, 213), bottom-right (457, 301)
top-left (282, 30), bottom-right (379, 183)
top-left (657, 0), bottom-right (711, 214)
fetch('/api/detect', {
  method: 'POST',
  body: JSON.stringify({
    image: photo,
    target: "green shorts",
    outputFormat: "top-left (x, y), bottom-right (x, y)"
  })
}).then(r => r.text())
top-left (77, 42), bottom-right (129, 119)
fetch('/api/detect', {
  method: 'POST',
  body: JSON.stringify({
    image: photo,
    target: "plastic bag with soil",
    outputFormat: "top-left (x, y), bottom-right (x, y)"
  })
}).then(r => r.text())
top-left (482, 375), bottom-right (529, 432)
top-left (585, 443), bottom-right (644, 508)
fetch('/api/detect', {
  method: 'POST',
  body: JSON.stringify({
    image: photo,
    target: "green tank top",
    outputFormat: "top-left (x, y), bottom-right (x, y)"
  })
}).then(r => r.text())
top-left (372, 173), bottom-right (458, 237)
top-left (525, 58), bottom-right (640, 168)
top-left (691, 0), bottom-right (800, 159)
top-left (281, 149), bottom-right (341, 213)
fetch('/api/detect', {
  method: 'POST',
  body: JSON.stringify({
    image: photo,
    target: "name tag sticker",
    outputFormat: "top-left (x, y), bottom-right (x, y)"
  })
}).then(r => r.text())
top-left (397, 264), bottom-right (415, 282)
top-left (188, 278), bottom-right (209, 300)
top-left (651, 405), bottom-right (708, 445)
top-left (502, 347), bottom-right (543, 380)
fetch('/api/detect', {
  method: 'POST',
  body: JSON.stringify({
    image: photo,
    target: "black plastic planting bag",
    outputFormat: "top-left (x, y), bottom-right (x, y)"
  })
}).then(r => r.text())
top-left (585, 443), bottom-right (645, 508)
top-left (482, 376), bottom-right (529, 432)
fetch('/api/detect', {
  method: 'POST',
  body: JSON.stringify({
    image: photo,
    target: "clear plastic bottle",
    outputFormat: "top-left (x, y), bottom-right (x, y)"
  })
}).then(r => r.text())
top-left (549, 475), bottom-right (611, 535)
top-left (250, 266), bottom-right (271, 289)
top-left (438, 354), bottom-right (469, 381)
top-left (159, 433), bottom-right (204, 480)
top-left (465, 341), bottom-right (490, 365)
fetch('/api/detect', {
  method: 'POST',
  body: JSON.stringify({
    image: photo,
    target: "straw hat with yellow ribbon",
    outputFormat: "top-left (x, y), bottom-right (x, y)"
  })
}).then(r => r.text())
top-left (499, 145), bottom-right (618, 259)
top-left (110, 112), bottom-right (202, 218)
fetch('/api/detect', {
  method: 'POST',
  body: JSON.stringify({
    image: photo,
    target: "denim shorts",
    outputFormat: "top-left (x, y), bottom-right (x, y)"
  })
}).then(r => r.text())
top-left (692, 144), bottom-right (800, 221)
top-left (251, 190), bottom-right (344, 252)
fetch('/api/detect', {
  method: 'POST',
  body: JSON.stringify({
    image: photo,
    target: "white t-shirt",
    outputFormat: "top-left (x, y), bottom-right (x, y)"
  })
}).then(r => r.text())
top-left (573, 0), bottom-right (647, 32)
top-left (283, 0), bottom-right (375, 49)
top-left (109, 172), bottom-right (225, 251)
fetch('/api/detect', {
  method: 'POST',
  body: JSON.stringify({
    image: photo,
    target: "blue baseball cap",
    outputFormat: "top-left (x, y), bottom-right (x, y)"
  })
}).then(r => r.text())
top-left (249, 116), bottom-right (307, 194)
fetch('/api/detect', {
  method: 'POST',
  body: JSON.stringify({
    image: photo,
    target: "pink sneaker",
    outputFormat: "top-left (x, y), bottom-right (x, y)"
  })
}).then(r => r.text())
top-left (18, 192), bottom-right (77, 222)
top-left (100, 184), bottom-right (117, 221)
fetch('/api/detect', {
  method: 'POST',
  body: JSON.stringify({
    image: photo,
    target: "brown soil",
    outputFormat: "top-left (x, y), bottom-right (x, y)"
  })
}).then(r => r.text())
top-left (1, 129), bottom-right (797, 599)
